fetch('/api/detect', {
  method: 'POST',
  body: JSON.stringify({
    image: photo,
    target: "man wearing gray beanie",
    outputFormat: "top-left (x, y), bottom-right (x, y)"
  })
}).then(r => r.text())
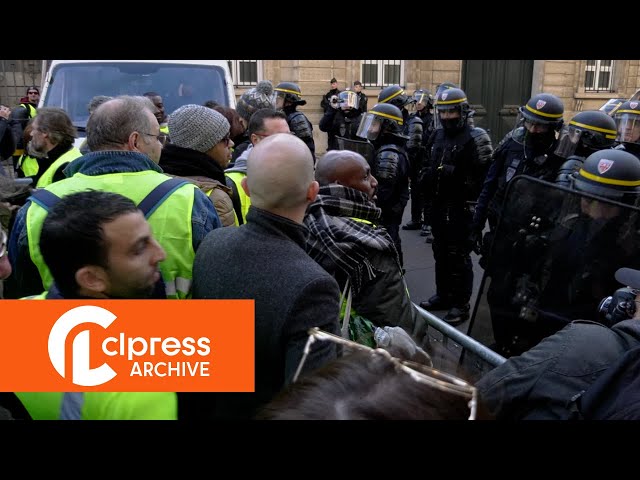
top-left (159, 104), bottom-right (237, 227)
top-left (232, 80), bottom-right (275, 163)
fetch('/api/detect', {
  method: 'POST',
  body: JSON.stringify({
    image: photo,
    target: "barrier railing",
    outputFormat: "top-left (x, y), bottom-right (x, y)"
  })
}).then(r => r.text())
top-left (414, 303), bottom-right (506, 369)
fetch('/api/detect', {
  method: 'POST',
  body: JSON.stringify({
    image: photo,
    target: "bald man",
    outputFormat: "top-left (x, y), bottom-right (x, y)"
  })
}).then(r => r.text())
top-left (190, 133), bottom-right (341, 420)
top-left (305, 150), bottom-right (424, 343)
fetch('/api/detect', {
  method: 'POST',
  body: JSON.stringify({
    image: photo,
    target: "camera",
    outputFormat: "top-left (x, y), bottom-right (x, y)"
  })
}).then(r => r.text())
top-left (598, 286), bottom-right (638, 327)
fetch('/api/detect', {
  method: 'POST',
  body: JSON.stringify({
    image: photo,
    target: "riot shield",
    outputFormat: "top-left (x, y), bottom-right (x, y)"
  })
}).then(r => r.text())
top-left (335, 136), bottom-right (375, 166)
top-left (465, 175), bottom-right (640, 359)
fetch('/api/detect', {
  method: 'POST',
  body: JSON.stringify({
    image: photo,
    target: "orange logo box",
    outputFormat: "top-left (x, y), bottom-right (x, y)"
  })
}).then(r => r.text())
top-left (0, 300), bottom-right (254, 392)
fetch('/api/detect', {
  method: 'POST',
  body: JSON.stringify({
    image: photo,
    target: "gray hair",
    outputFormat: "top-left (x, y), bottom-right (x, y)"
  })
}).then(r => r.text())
top-left (86, 96), bottom-right (156, 151)
top-left (33, 107), bottom-right (77, 150)
top-left (87, 95), bottom-right (113, 114)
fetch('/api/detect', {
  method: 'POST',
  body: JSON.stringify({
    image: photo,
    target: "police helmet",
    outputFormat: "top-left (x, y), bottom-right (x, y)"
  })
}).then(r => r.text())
top-left (435, 87), bottom-right (470, 130)
top-left (412, 89), bottom-right (434, 109)
top-left (615, 100), bottom-right (640, 146)
top-left (356, 102), bottom-right (404, 141)
top-left (338, 90), bottom-right (359, 111)
top-left (378, 85), bottom-right (411, 109)
top-left (519, 93), bottom-right (564, 129)
top-left (435, 81), bottom-right (457, 94)
top-left (572, 148), bottom-right (640, 201)
top-left (554, 110), bottom-right (618, 159)
top-left (273, 81), bottom-right (306, 107)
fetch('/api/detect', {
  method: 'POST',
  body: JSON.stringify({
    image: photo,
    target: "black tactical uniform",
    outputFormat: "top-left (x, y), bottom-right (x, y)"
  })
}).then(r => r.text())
top-left (489, 149), bottom-right (640, 356)
top-left (356, 102), bottom-right (410, 267)
top-left (319, 90), bottom-right (363, 151)
top-left (419, 87), bottom-right (493, 325)
top-left (273, 82), bottom-right (316, 162)
top-left (473, 93), bottom-right (565, 265)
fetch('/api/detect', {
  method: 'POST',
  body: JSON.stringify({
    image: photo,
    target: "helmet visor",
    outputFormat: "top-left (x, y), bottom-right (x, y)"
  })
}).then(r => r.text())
top-left (272, 91), bottom-right (286, 110)
top-left (339, 91), bottom-right (359, 111)
top-left (356, 112), bottom-right (383, 141)
top-left (413, 92), bottom-right (430, 106)
top-left (616, 113), bottom-right (640, 145)
top-left (554, 124), bottom-right (583, 158)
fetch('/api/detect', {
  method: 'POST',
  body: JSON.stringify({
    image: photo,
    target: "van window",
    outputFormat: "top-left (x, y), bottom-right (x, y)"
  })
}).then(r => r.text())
top-left (43, 62), bottom-right (231, 128)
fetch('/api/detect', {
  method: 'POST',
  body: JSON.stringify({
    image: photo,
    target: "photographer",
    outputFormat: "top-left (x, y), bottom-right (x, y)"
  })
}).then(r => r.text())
top-left (476, 267), bottom-right (640, 420)
top-left (319, 91), bottom-right (363, 151)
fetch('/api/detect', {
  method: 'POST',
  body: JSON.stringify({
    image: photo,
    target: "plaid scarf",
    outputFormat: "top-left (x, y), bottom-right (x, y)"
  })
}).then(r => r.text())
top-left (305, 185), bottom-right (399, 295)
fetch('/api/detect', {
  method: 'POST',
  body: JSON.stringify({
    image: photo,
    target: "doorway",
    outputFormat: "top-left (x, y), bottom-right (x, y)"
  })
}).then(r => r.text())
top-left (462, 60), bottom-right (534, 145)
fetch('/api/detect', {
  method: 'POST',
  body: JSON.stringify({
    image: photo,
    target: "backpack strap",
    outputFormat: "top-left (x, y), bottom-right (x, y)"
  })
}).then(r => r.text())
top-left (29, 189), bottom-right (62, 211)
top-left (29, 177), bottom-right (188, 218)
top-left (138, 177), bottom-right (189, 218)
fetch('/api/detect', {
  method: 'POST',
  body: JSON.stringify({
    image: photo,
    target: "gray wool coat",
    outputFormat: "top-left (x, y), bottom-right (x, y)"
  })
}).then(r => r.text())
top-left (185, 206), bottom-right (341, 420)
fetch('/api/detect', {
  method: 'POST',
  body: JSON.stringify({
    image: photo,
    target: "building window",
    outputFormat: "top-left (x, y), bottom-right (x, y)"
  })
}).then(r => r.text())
top-left (228, 60), bottom-right (260, 87)
top-left (361, 60), bottom-right (404, 88)
top-left (585, 60), bottom-right (614, 92)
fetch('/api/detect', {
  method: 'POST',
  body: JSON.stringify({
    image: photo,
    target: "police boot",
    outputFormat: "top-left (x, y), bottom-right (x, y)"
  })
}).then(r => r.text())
top-left (421, 224), bottom-right (434, 243)
top-left (443, 304), bottom-right (470, 326)
top-left (402, 220), bottom-right (422, 230)
top-left (419, 294), bottom-right (452, 311)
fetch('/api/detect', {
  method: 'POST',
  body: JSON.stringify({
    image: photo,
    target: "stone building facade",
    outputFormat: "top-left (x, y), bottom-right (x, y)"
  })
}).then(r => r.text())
top-left (3, 60), bottom-right (639, 155)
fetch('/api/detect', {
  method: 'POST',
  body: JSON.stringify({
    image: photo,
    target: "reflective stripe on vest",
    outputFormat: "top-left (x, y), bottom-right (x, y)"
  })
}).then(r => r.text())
top-left (26, 171), bottom-right (197, 299)
top-left (225, 171), bottom-right (250, 223)
top-left (36, 147), bottom-right (83, 188)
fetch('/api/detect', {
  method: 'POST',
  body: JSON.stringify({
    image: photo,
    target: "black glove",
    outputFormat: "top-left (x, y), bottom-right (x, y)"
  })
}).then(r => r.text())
top-left (469, 229), bottom-right (483, 255)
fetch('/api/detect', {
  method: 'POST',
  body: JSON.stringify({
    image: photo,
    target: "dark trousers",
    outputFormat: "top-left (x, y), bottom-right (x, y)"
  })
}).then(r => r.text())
top-left (431, 209), bottom-right (473, 305)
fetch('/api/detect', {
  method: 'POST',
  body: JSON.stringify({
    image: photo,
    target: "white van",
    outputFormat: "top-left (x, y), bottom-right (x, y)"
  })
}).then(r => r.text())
top-left (39, 60), bottom-right (235, 146)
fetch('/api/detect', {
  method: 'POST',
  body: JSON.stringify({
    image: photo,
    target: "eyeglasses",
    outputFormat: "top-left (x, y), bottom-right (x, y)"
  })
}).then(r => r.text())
top-left (139, 132), bottom-right (168, 146)
top-left (293, 327), bottom-right (479, 420)
top-left (28, 91), bottom-right (39, 95)
top-left (0, 228), bottom-right (7, 259)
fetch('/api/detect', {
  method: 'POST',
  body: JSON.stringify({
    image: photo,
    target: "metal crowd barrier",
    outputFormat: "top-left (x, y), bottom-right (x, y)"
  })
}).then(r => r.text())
top-left (414, 303), bottom-right (507, 371)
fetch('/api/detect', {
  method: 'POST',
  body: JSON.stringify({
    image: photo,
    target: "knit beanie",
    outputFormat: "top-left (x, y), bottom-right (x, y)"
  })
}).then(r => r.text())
top-left (235, 80), bottom-right (274, 123)
top-left (169, 104), bottom-right (230, 153)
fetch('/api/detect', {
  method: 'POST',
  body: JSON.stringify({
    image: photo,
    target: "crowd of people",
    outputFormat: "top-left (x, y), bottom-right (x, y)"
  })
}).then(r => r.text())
top-left (1, 77), bottom-right (640, 421)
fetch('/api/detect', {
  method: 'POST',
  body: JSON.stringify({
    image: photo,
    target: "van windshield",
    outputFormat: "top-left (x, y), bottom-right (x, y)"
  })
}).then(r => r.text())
top-left (42, 62), bottom-right (230, 129)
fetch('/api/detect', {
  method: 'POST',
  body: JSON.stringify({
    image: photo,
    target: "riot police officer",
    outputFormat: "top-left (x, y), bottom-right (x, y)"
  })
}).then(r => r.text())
top-left (472, 93), bottom-right (565, 265)
top-left (487, 148), bottom-right (640, 357)
top-left (356, 102), bottom-right (410, 267)
top-left (614, 100), bottom-right (640, 160)
top-left (419, 87), bottom-right (493, 325)
top-left (319, 90), bottom-right (363, 151)
top-left (554, 110), bottom-right (618, 186)
top-left (403, 89), bottom-right (435, 238)
top-left (273, 82), bottom-right (316, 161)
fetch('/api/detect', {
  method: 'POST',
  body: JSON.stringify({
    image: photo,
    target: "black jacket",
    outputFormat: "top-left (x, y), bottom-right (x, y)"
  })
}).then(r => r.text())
top-left (477, 319), bottom-right (640, 420)
top-left (189, 206), bottom-right (341, 419)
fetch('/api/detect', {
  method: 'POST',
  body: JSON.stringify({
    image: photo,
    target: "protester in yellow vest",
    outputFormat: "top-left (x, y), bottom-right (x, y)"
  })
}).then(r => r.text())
top-left (5, 95), bottom-right (221, 300)
top-left (17, 108), bottom-right (82, 187)
top-left (17, 190), bottom-right (177, 420)
top-left (225, 108), bottom-right (290, 225)
top-left (8, 86), bottom-right (39, 172)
